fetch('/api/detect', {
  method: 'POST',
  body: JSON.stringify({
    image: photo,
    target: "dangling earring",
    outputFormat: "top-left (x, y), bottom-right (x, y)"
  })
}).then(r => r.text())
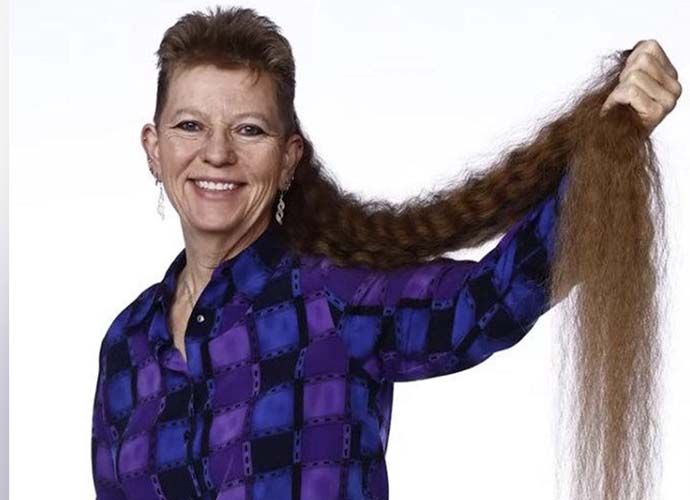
top-left (156, 178), bottom-right (165, 220)
top-left (148, 156), bottom-right (165, 220)
top-left (274, 177), bottom-right (293, 225)
top-left (275, 189), bottom-right (286, 225)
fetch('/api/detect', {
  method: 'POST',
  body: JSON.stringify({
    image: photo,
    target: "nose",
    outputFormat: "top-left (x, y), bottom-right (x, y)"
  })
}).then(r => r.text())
top-left (200, 128), bottom-right (237, 166)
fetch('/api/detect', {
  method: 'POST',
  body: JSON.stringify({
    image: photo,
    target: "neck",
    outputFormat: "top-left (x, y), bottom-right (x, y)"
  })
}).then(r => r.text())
top-left (179, 213), bottom-right (271, 298)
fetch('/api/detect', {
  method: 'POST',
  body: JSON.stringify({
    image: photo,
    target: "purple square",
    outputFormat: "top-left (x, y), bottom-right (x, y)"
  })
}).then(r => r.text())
top-left (217, 483), bottom-right (247, 500)
top-left (208, 442), bottom-right (243, 485)
top-left (94, 442), bottom-right (115, 481)
top-left (305, 296), bottom-right (335, 337)
top-left (209, 405), bottom-right (248, 448)
top-left (301, 423), bottom-right (344, 462)
top-left (303, 379), bottom-right (346, 419)
top-left (300, 465), bottom-right (341, 500)
top-left (213, 365), bottom-right (254, 409)
top-left (123, 398), bottom-right (161, 438)
top-left (255, 306), bottom-right (299, 355)
top-left (118, 434), bottom-right (150, 475)
top-left (303, 336), bottom-right (348, 377)
top-left (137, 362), bottom-right (161, 399)
top-left (209, 324), bottom-right (251, 369)
top-left (129, 332), bottom-right (151, 365)
top-left (120, 473), bottom-right (161, 500)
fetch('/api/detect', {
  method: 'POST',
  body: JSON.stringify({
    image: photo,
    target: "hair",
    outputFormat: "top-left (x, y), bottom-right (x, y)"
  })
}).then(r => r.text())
top-left (152, 6), bottom-right (667, 500)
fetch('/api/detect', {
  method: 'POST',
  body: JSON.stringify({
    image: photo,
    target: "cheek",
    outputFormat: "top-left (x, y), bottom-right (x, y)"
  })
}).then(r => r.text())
top-left (163, 137), bottom-right (202, 161)
top-left (242, 149), bottom-right (283, 183)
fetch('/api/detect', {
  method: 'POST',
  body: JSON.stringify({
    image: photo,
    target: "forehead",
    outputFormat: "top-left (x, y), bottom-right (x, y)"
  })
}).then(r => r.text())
top-left (165, 64), bottom-right (278, 118)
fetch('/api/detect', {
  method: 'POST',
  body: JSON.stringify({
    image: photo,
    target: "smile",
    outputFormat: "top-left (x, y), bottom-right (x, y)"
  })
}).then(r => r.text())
top-left (193, 179), bottom-right (243, 191)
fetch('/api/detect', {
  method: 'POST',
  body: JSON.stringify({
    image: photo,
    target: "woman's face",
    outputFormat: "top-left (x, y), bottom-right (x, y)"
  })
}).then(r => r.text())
top-left (142, 64), bottom-right (302, 238)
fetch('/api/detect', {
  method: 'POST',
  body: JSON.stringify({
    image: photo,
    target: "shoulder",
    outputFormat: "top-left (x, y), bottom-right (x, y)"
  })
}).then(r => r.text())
top-left (293, 251), bottom-right (388, 306)
top-left (99, 283), bottom-right (159, 353)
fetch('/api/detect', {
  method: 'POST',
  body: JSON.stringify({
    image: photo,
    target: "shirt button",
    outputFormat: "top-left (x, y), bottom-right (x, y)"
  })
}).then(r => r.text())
top-left (196, 314), bottom-right (205, 323)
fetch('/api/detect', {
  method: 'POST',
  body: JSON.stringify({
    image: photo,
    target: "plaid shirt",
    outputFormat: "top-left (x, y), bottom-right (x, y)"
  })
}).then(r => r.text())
top-left (91, 174), bottom-right (568, 500)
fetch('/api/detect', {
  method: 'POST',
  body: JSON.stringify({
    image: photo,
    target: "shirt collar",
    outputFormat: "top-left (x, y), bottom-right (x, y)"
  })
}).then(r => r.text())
top-left (132, 218), bottom-right (292, 343)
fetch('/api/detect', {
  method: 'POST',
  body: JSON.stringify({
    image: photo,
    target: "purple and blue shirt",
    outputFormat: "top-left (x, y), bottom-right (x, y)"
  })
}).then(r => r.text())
top-left (91, 174), bottom-right (569, 500)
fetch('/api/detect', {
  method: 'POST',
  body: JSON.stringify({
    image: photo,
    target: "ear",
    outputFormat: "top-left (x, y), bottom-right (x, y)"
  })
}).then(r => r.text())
top-left (141, 123), bottom-right (161, 180)
top-left (280, 132), bottom-right (304, 189)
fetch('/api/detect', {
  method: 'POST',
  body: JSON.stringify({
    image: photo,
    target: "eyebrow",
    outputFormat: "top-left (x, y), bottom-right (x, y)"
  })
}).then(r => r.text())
top-left (170, 107), bottom-right (271, 123)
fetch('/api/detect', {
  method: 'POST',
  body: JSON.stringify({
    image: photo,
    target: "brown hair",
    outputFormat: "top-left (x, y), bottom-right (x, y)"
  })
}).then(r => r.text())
top-left (153, 5), bottom-right (668, 500)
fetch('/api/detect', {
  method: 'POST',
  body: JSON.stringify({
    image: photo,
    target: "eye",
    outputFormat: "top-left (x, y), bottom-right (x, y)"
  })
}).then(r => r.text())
top-left (175, 121), bottom-right (201, 132)
top-left (239, 124), bottom-right (265, 136)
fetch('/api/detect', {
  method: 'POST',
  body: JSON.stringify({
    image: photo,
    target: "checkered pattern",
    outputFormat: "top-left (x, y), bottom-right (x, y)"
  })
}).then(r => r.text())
top-left (91, 174), bottom-right (568, 499)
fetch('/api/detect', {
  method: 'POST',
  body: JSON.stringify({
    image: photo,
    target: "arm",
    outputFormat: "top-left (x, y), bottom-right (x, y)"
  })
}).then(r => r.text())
top-left (91, 338), bottom-right (127, 500)
top-left (333, 173), bottom-right (569, 383)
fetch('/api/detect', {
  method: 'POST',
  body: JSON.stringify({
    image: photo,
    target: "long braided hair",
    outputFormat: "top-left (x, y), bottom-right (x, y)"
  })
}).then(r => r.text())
top-left (151, 6), bottom-right (667, 500)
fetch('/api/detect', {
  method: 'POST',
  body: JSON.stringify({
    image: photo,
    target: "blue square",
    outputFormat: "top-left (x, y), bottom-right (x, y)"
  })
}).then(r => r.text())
top-left (107, 372), bottom-right (133, 416)
top-left (185, 339), bottom-right (203, 378)
top-left (255, 306), bottom-right (299, 355)
top-left (233, 252), bottom-right (269, 296)
top-left (341, 315), bottom-right (379, 359)
top-left (350, 383), bottom-right (368, 420)
top-left (252, 469), bottom-right (291, 500)
top-left (156, 425), bottom-right (188, 466)
top-left (252, 385), bottom-right (294, 432)
top-left (359, 413), bottom-right (381, 454)
top-left (395, 308), bottom-right (430, 355)
top-left (347, 462), bottom-right (366, 500)
top-left (451, 291), bottom-right (476, 348)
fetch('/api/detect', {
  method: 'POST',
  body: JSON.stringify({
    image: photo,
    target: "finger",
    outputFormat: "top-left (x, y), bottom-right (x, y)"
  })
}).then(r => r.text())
top-left (624, 71), bottom-right (678, 111)
top-left (604, 84), bottom-right (666, 128)
top-left (621, 52), bottom-right (683, 98)
top-left (629, 39), bottom-right (678, 80)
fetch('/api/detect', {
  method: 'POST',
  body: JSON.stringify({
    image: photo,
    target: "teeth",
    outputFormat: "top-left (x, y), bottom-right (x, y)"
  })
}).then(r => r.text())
top-left (194, 179), bottom-right (240, 191)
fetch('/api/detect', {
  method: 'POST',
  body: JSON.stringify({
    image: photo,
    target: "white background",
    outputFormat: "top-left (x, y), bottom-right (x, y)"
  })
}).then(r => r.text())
top-left (8, 1), bottom-right (690, 499)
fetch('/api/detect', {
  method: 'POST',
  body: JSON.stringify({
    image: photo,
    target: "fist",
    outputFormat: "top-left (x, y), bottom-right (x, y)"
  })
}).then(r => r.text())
top-left (600, 39), bottom-right (682, 135)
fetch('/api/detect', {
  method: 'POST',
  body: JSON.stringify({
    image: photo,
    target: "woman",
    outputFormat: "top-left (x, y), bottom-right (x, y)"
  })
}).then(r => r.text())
top-left (91, 6), bottom-right (681, 500)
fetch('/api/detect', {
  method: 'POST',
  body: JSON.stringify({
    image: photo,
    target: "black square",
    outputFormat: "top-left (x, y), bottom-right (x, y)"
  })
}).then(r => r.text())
top-left (260, 349), bottom-right (299, 391)
top-left (518, 246), bottom-right (549, 284)
top-left (157, 465), bottom-right (198, 499)
top-left (467, 272), bottom-right (501, 318)
top-left (514, 222), bottom-right (540, 266)
top-left (251, 431), bottom-right (294, 473)
top-left (483, 305), bottom-right (518, 340)
top-left (378, 314), bottom-right (396, 354)
top-left (427, 307), bottom-right (455, 354)
top-left (192, 379), bottom-right (210, 410)
top-left (106, 339), bottom-right (131, 378)
top-left (158, 385), bottom-right (191, 422)
top-left (186, 306), bottom-right (215, 338)
top-left (253, 272), bottom-right (293, 310)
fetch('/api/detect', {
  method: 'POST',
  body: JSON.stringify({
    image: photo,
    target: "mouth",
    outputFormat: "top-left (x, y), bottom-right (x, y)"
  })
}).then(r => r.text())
top-left (191, 178), bottom-right (247, 192)
top-left (190, 179), bottom-right (247, 199)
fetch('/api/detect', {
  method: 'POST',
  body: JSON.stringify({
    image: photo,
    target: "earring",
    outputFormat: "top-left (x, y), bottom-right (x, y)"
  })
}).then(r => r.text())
top-left (156, 178), bottom-right (165, 220)
top-left (274, 177), bottom-right (293, 225)
top-left (275, 189), bottom-right (286, 225)
top-left (148, 156), bottom-right (165, 220)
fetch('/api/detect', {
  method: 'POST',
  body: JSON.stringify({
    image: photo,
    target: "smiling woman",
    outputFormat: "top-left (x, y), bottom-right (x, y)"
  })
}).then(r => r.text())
top-left (141, 64), bottom-right (302, 241)
top-left (90, 5), bottom-right (677, 500)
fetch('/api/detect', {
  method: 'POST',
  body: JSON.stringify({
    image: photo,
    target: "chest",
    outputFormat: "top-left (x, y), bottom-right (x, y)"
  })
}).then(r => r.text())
top-left (167, 298), bottom-right (192, 362)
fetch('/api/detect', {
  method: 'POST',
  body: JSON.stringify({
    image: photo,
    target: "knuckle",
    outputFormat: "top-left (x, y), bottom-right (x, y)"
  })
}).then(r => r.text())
top-left (637, 51), bottom-right (654, 66)
top-left (628, 69), bottom-right (644, 84)
top-left (630, 85), bottom-right (644, 99)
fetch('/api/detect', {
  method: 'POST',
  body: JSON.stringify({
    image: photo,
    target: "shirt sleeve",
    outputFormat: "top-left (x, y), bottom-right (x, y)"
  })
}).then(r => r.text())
top-left (91, 337), bottom-right (127, 500)
top-left (332, 173), bottom-right (569, 383)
